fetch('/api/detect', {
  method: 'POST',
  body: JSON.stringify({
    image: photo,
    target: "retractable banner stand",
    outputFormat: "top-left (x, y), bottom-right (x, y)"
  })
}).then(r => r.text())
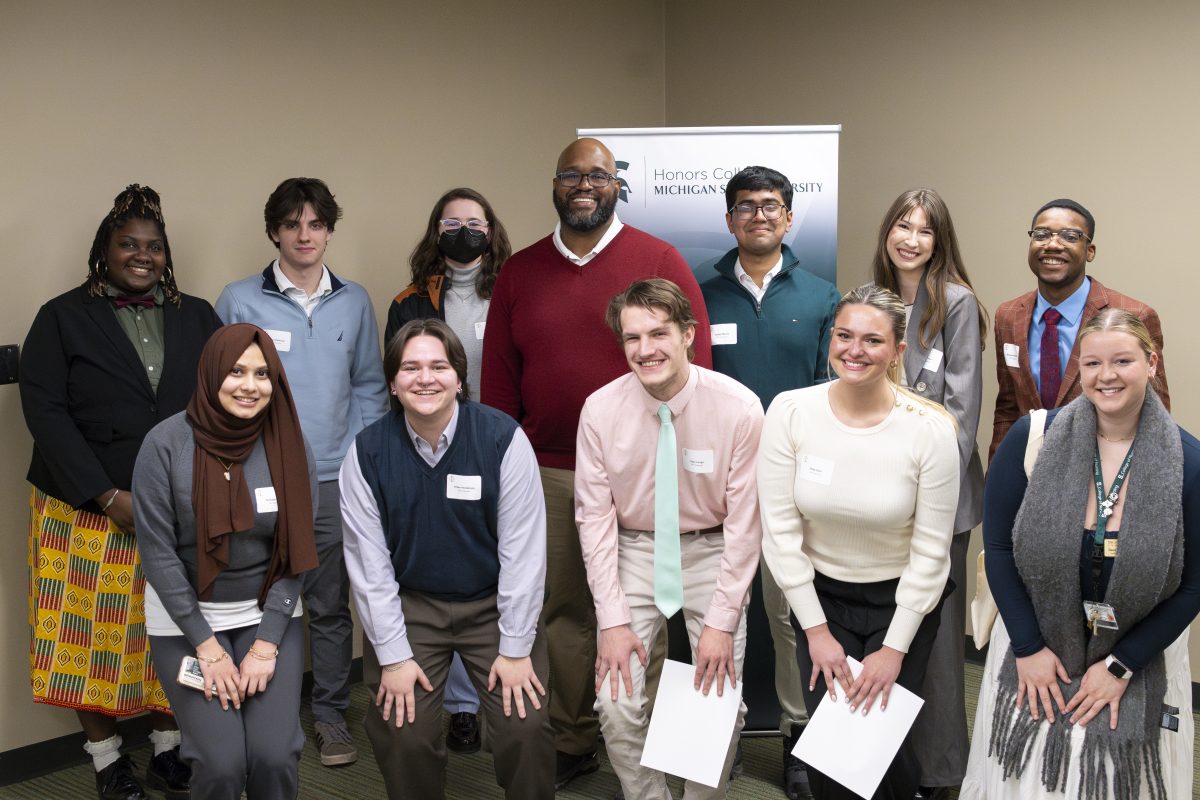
top-left (577, 125), bottom-right (839, 284)
top-left (579, 125), bottom-right (841, 734)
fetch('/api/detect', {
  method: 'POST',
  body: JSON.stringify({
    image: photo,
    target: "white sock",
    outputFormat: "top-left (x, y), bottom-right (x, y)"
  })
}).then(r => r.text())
top-left (83, 734), bottom-right (122, 772)
top-left (148, 728), bottom-right (182, 756)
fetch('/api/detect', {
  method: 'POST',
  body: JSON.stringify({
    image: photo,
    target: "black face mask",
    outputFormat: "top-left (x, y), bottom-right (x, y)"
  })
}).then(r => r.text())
top-left (437, 227), bottom-right (488, 264)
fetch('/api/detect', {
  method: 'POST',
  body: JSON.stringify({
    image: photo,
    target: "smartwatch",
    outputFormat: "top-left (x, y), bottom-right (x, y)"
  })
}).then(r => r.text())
top-left (1105, 654), bottom-right (1132, 680)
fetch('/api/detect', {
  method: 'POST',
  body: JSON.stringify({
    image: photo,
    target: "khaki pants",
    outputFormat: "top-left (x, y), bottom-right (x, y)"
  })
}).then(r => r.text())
top-left (760, 562), bottom-right (810, 735)
top-left (597, 530), bottom-right (747, 800)
top-left (363, 592), bottom-right (554, 800)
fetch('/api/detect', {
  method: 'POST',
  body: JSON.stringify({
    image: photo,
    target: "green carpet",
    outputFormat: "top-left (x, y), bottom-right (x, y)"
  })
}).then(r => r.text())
top-left (2, 663), bottom-right (1196, 798)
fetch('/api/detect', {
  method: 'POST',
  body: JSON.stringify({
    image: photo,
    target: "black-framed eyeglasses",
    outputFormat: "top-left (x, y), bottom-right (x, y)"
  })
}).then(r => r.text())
top-left (729, 202), bottom-right (788, 220)
top-left (555, 171), bottom-right (618, 188)
top-left (1028, 227), bottom-right (1090, 244)
top-left (440, 218), bottom-right (489, 232)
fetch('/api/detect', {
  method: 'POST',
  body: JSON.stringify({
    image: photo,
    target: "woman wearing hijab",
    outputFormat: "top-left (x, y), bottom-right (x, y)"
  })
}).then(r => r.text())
top-left (133, 324), bottom-right (318, 800)
top-left (963, 309), bottom-right (1199, 799)
top-left (21, 184), bottom-right (220, 799)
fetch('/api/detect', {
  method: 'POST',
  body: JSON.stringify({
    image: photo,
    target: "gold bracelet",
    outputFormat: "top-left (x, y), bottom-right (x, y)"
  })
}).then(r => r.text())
top-left (247, 646), bottom-right (278, 660)
top-left (196, 649), bottom-right (228, 664)
top-left (381, 659), bottom-right (410, 673)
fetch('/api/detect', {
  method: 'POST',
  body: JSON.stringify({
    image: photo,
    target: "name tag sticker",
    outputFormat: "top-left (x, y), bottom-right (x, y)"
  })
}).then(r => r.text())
top-left (710, 323), bottom-right (737, 346)
top-left (682, 448), bottom-right (714, 474)
top-left (254, 486), bottom-right (278, 513)
top-left (1003, 342), bottom-right (1020, 368)
top-left (265, 329), bottom-right (292, 353)
top-left (922, 348), bottom-right (944, 373)
top-left (799, 455), bottom-right (834, 485)
top-left (447, 474), bottom-right (482, 501)
top-left (475, 321), bottom-right (486, 340)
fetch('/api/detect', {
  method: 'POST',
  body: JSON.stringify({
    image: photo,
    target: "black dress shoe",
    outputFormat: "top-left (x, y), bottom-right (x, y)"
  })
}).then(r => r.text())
top-left (446, 712), bottom-right (481, 754)
top-left (784, 724), bottom-right (813, 799)
top-left (96, 754), bottom-right (147, 800)
top-left (555, 750), bottom-right (599, 789)
top-left (145, 746), bottom-right (191, 799)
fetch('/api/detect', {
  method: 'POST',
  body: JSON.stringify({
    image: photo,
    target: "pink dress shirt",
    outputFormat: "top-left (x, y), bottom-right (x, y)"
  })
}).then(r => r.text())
top-left (575, 365), bottom-right (764, 632)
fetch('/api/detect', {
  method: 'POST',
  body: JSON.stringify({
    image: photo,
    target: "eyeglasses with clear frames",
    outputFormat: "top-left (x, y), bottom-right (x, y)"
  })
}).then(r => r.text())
top-left (440, 218), bottom-right (489, 232)
top-left (1028, 227), bottom-right (1090, 245)
top-left (555, 171), bottom-right (618, 188)
top-left (729, 202), bottom-right (788, 220)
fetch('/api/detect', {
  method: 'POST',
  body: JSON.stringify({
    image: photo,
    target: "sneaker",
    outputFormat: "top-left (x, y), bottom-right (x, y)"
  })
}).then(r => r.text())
top-left (314, 720), bottom-right (358, 766)
top-left (446, 712), bottom-right (481, 754)
top-left (96, 754), bottom-right (147, 800)
top-left (145, 746), bottom-right (191, 799)
top-left (554, 750), bottom-right (599, 789)
top-left (784, 725), bottom-right (813, 800)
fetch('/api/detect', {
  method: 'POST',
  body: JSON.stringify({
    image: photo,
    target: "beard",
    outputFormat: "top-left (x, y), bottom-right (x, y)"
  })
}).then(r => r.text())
top-left (553, 187), bottom-right (618, 233)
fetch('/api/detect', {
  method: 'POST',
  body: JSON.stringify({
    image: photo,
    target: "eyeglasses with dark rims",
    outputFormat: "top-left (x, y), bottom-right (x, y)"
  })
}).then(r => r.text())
top-left (729, 202), bottom-right (788, 220)
top-left (554, 171), bottom-right (619, 188)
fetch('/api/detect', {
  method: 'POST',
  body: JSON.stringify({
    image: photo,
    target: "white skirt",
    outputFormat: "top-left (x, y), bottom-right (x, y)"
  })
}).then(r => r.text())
top-left (961, 618), bottom-right (1192, 799)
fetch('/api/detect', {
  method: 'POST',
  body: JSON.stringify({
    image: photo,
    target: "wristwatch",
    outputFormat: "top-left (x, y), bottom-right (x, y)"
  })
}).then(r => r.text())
top-left (1105, 654), bottom-right (1132, 680)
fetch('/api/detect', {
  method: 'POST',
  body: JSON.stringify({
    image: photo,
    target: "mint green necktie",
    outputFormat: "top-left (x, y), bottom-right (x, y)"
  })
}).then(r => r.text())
top-left (655, 403), bottom-right (683, 617)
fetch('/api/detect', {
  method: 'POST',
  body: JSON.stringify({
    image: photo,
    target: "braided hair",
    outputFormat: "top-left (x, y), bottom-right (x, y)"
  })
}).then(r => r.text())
top-left (86, 184), bottom-right (181, 306)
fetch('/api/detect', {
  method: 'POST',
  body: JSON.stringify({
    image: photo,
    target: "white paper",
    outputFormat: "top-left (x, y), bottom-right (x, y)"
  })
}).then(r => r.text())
top-left (1003, 342), bottom-right (1020, 368)
top-left (446, 474), bottom-right (482, 500)
top-left (794, 656), bottom-right (924, 799)
top-left (710, 323), bottom-right (738, 345)
top-left (474, 321), bottom-right (486, 340)
top-left (640, 659), bottom-right (742, 788)
top-left (922, 348), bottom-right (943, 373)
top-left (265, 329), bottom-right (292, 352)
top-left (254, 486), bottom-right (278, 513)
top-left (799, 454), bottom-right (834, 485)
top-left (682, 448), bottom-right (714, 474)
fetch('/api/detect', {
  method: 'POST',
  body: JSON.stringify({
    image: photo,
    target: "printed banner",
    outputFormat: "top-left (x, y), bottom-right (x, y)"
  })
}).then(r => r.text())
top-left (577, 125), bottom-right (840, 284)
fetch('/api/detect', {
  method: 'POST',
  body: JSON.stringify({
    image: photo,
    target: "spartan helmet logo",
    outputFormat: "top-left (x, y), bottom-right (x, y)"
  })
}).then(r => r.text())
top-left (615, 161), bottom-right (632, 203)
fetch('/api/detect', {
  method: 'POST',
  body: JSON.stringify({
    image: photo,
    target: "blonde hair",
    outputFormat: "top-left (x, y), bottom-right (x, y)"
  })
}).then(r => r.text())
top-left (833, 283), bottom-right (958, 429)
top-left (1078, 309), bottom-right (1161, 390)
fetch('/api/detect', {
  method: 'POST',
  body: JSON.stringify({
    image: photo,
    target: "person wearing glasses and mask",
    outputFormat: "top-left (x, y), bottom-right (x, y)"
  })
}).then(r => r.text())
top-left (382, 188), bottom-right (513, 754)
top-left (481, 137), bottom-right (712, 789)
top-left (699, 165), bottom-right (839, 800)
top-left (989, 199), bottom-right (1169, 461)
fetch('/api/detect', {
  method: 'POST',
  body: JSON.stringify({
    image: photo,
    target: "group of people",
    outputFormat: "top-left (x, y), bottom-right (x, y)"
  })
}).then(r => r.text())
top-left (18, 134), bottom-right (1197, 800)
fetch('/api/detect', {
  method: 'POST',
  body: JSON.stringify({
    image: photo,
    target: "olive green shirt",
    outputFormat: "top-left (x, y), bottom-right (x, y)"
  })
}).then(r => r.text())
top-left (106, 285), bottom-right (165, 392)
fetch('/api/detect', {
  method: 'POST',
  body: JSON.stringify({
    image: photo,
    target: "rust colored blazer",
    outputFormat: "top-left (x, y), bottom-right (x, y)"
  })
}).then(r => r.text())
top-left (989, 277), bottom-right (1170, 460)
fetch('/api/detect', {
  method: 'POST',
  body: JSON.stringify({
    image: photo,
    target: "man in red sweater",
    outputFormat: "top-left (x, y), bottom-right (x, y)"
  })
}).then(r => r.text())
top-left (481, 137), bottom-right (712, 788)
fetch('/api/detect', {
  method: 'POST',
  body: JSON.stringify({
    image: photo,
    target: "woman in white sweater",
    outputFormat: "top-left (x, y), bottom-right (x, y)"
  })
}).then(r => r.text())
top-left (758, 284), bottom-right (960, 800)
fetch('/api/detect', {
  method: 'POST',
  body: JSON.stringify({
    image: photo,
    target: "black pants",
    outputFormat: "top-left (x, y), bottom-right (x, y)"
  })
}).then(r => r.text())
top-left (791, 572), bottom-right (949, 800)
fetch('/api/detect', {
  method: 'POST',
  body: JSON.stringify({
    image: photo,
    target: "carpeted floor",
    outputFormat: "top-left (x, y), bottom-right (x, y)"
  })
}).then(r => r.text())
top-left (2, 662), bottom-right (1196, 799)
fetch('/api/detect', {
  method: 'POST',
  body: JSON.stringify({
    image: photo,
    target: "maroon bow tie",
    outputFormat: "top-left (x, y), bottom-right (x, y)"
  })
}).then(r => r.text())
top-left (112, 294), bottom-right (156, 310)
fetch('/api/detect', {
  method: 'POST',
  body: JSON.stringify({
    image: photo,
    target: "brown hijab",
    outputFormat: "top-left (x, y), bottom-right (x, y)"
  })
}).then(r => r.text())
top-left (186, 324), bottom-right (317, 603)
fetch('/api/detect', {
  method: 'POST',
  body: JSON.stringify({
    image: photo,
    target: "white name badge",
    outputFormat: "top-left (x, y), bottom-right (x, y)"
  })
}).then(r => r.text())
top-left (799, 455), bottom-right (834, 485)
top-left (1003, 342), bottom-right (1020, 368)
top-left (682, 448), bottom-right (714, 474)
top-left (447, 474), bottom-right (482, 501)
top-left (265, 329), bottom-right (292, 353)
top-left (254, 486), bottom-right (278, 513)
top-left (922, 348), bottom-right (944, 373)
top-left (475, 321), bottom-right (486, 340)
top-left (710, 323), bottom-right (738, 346)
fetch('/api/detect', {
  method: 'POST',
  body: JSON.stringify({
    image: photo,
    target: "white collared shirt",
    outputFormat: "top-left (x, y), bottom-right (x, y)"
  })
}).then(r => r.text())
top-left (272, 260), bottom-right (332, 317)
top-left (404, 404), bottom-right (459, 466)
top-left (733, 254), bottom-right (784, 303)
top-left (552, 213), bottom-right (624, 266)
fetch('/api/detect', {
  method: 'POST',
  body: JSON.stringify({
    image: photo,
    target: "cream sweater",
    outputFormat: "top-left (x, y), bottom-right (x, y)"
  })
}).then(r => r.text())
top-left (758, 382), bottom-right (960, 652)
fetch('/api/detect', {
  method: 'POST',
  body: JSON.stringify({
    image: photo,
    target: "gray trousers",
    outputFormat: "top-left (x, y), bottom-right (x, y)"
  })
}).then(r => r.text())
top-left (911, 532), bottom-right (970, 787)
top-left (151, 618), bottom-right (306, 800)
top-left (304, 479), bottom-right (354, 723)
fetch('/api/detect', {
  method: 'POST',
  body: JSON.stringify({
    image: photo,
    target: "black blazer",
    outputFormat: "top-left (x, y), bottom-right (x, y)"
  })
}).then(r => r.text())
top-left (20, 284), bottom-right (222, 511)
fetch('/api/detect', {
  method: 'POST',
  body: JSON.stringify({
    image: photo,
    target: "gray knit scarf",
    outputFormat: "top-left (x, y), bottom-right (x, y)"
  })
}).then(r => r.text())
top-left (988, 389), bottom-right (1183, 800)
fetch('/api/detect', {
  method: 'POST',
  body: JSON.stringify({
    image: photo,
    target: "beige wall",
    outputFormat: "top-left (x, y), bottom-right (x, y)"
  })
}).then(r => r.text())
top-left (663, 0), bottom-right (1200, 683)
top-left (0, 0), bottom-right (667, 753)
top-left (3, 0), bottom-right (1196, 757)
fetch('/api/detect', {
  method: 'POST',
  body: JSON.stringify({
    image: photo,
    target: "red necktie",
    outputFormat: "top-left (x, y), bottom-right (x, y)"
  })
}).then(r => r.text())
top-left (113, 294), bottom-right (155, 310)
top-left (1039, 307), bottom-right (1063, 409)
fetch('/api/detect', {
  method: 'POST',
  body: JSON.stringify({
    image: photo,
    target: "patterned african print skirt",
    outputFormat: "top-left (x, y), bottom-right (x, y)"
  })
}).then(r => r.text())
top-left (27, 488), bottom-right (170, 715)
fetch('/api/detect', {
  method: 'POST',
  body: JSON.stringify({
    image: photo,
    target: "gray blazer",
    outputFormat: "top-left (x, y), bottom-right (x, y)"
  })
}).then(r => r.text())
top-left (902, 278), bottom-right (984, 533)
